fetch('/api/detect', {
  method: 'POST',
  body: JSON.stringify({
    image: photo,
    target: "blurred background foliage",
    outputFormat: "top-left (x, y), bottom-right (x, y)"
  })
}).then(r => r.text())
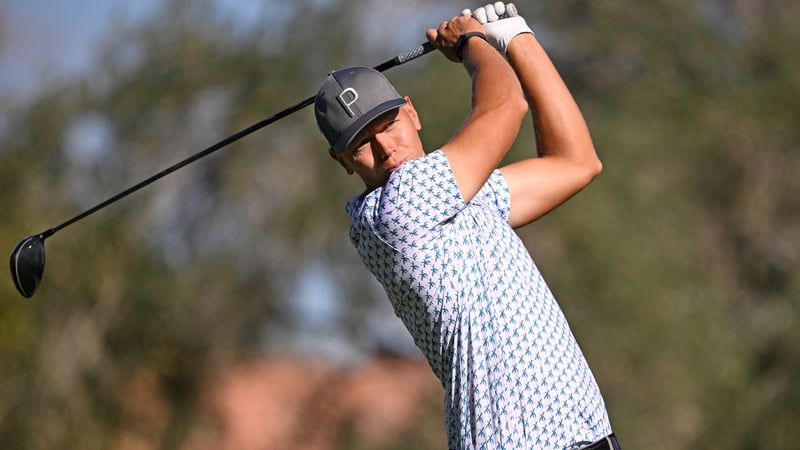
top-left (1, 0), bottom-right (798, 448)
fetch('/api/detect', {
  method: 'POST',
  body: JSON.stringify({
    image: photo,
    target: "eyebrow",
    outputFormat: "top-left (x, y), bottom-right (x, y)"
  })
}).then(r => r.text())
top-left (350, 109), bottom-right (401, 148)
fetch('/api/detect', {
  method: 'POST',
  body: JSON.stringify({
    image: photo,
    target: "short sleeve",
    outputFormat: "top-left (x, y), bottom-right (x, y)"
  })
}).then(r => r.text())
top-left (474, 169), bottom-right (511, 222)
top-left (351, 150), bottom-right (465, 250)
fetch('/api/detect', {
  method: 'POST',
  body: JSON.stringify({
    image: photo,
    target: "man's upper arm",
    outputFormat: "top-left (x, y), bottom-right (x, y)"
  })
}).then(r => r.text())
top-left (501, 155), bottom-right (602, 228)
top-left (440, 98), bottom-right (526, 204)
top-left (438, 37), bottom-right (528, 204)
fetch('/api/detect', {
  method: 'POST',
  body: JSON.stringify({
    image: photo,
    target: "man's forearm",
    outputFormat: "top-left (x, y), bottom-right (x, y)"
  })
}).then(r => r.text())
top-left (462, 36), bottom-right (524, 122)
top-left (429, 14), bottom-right (528, 202)
top-left (506, 33), bottom-right (597, 164)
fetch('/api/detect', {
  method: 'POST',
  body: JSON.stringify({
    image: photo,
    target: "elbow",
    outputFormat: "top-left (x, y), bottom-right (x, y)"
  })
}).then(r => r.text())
top-left (570, 157), bottom-right (602, 194)
top-left (511, 96), bottom-right (529, 124)
top-left (579, 147), bottom-right (603, 185)
top-left (503, 95), bottom-right (529, 137)
top-left (492, 86), bottom-right (527, 124)
top-left (589, 155), bottom-right (603, 179)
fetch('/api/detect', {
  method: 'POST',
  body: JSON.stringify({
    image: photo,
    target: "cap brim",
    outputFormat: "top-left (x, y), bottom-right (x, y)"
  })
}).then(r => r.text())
top-left (331, 98), bottom-right (407, 154)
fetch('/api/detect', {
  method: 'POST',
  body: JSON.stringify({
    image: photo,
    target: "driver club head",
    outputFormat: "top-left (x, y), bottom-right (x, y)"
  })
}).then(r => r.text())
top-left (10, 235), bottom-right (46, 298)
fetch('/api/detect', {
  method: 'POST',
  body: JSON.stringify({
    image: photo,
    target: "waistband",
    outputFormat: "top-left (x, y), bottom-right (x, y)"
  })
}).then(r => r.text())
top-left (575, 433), bottom-right (621, 450)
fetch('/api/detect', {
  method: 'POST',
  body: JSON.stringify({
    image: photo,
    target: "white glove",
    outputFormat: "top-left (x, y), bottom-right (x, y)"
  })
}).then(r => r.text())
top-left (462, 2), bottom-right (533, 55)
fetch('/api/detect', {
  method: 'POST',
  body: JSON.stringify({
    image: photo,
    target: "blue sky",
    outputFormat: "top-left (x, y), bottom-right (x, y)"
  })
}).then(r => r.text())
top-left (0, 0), bottom-right (453, 101)
top-left (2, 1), bottom-right (151, 98)
top-left (0, 0), bottom-right (272, 99)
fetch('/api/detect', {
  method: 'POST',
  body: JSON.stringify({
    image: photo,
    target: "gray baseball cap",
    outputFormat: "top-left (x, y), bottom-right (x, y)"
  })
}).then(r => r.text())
top-left (315, 67), bottom-right (407, 154)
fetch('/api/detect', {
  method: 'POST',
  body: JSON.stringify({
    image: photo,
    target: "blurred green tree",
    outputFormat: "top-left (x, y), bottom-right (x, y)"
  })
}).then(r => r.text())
top-left (0, 0), bottom-right (798, 449)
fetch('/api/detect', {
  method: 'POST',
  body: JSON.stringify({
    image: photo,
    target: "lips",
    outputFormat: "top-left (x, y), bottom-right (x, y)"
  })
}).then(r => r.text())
top-left (386, 158), bottom-right (407, 174)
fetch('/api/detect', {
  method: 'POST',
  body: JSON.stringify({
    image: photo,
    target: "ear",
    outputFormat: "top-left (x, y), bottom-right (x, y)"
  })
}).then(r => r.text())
top-left (403, 96), bottom-right (422, 131)
top-left (329, 149), bottom-right (354, 175)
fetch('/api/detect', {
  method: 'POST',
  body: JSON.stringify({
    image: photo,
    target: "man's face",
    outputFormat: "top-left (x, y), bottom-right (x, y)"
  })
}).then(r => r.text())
top-left (330, 97), bottom-right (424, 191)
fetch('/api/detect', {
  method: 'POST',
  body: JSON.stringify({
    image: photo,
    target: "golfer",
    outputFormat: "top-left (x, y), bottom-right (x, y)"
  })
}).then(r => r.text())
top-left (314, 4), bottom-right (619, 449)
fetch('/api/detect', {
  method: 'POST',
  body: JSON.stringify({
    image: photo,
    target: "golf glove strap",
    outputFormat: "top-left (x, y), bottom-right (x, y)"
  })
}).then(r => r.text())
top-left (463, 2), bottom-right (533, 55)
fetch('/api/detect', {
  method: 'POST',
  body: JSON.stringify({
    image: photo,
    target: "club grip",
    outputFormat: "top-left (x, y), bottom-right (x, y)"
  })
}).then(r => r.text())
top-left (374, 41), bottom-right (435, 72)
top-left (396, 42), bottom-right (435, 64)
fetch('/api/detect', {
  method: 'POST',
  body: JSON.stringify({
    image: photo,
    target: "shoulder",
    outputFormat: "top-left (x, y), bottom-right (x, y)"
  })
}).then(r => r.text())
top-left (347, 150), bottom-right (467, 249)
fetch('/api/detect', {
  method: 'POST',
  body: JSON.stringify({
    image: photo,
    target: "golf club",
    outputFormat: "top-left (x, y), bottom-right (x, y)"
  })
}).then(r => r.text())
top-left (9, 42), bottom-right (435, 298)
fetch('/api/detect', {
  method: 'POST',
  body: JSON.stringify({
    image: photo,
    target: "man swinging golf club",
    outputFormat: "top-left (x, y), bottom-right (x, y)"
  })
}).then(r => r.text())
top-left (315, 3), bottom-right (620, 449)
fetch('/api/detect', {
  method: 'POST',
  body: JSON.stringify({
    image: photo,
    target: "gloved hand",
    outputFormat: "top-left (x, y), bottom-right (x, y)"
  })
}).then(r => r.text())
top-left (462, 2), bottom-right (533, 55)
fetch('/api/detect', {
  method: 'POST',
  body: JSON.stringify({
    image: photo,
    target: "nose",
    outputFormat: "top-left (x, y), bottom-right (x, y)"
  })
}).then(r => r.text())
top-left (372, 132), bottom-right (395, 161)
